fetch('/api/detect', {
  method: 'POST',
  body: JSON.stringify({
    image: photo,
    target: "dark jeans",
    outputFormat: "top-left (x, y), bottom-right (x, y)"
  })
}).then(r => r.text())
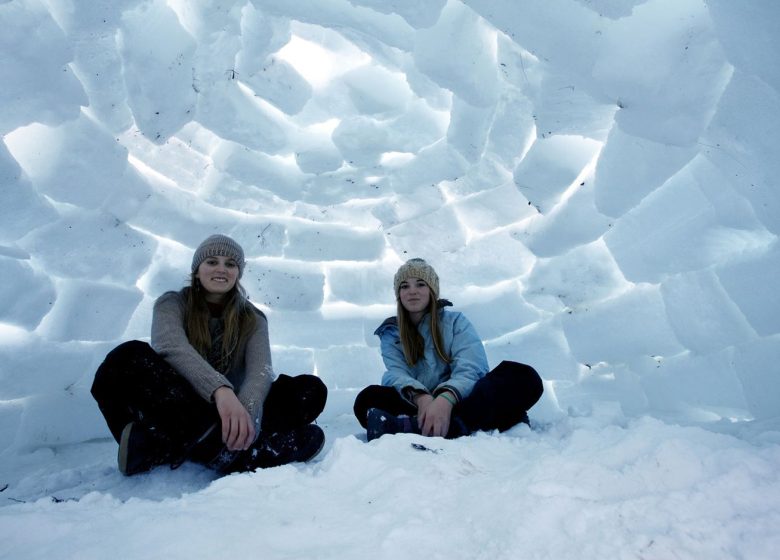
top-left (91, 340), bottom-right (326, 467)
top-left (353, 361), bottom-right (543, 436)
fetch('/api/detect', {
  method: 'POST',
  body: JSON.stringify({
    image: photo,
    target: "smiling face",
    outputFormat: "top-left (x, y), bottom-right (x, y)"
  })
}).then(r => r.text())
top-left (398, 277), bottom-right (431, 324)
top-left (196, 255), bottom-right (239, 302)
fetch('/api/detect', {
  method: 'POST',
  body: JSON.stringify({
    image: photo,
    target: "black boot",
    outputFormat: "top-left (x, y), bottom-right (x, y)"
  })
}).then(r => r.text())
top-left (366, 408), bottom-right (421, 441)
top-left (225, 424), bottom-right (325, 473)
top-left (118, 422), bottom-right (176, 476)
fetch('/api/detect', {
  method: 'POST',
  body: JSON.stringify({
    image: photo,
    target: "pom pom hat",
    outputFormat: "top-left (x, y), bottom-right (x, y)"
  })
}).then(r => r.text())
top-left (191, 234), bottom-right (245, 278)
top-left (393, 258), bottom-right (439, 298)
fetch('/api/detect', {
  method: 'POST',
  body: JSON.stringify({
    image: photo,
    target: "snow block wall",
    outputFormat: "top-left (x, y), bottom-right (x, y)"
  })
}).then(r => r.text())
top-left (1, 0), bottom-right (778, 451)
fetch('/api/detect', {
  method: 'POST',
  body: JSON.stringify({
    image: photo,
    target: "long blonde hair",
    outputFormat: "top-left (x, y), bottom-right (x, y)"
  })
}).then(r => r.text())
top-left (397, 295), bottom-right (451, 366)
top-left (184, 274), bottom-right (256, 371)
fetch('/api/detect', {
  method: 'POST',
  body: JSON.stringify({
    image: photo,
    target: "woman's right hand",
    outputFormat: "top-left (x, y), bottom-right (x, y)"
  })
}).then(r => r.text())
top-left (213, 386), bottom-right (255, 450)
top-left (414, 393), bottom-right (446, 437)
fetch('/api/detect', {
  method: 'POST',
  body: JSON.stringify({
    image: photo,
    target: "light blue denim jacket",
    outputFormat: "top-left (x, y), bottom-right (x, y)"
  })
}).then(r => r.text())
top-left (375, 303), bottom-right (489, 402)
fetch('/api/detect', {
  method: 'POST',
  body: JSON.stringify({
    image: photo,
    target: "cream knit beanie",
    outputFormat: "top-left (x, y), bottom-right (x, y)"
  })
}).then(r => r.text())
top-left (393, 258), bottom-right (439, 298)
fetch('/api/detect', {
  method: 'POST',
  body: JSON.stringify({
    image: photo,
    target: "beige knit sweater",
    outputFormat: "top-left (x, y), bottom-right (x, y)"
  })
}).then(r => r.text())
top-left (150, 290), bottom-right (274, 426)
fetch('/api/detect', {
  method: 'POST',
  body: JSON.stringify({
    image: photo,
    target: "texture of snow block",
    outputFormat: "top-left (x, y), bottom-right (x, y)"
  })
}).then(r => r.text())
top-left (55, 0), bottom-right (136, 132)
top-left (485, 319), bottom-right (582, 383)
top-left (604, 166), bottom-right (755, 283)
top-left (412, 0), bottom-right (499, 107)
top-left (702, 70), bottom-right (780, 235)
top-left (464, 0), bottom-right (601, 92)
top-left (385, 204), bottom-right (466, 255)
top-left (661, 270), bottom-right (756, 355)
top-left (438, 156), bottom-right (512, 198)
top-left (315, 344), bottom-right (385, 390)
top-left (447, 97), bottom-right (494, 163)
top-left (326, 261), bottom-right (397, 306)
top-left (0, 257), bottom-right (55, 330)
top-left (4, 114), bottom-right (149, 210)
top-left (265, 311), bottom-right (367, 348)
top-left (342, 64), bottom-right (413, 115)
top-left (332, 100), bottom-right (445, 167)
top-left (0, 400), bottom-right (23, 452)
top-left (332, 116), bottom-right (392, 166)
top-left (17, 391), bottom-right (105, 448)
top-left (40, 281), bottom-right (143, 342)
top-left (0, 1), bottom-right (85, 133)
top-left (485, 89), bottom-right (536, 168)
top-left (573, 0), bottom-right (644, 19)
top-left (0, 339), bottom-right (96, 401)
top-left (556, 362), bottom-right (650, 417)
top-left (284, 222), bottom-right (385, 261)
top-left (640, 349), bottom-right (749, 419)
top-left (119, 1), bottom-right (197, 143)
top-left (529, 73), bottom-right (616, 141)
top-left (513, 135), bottom-right (601, 214)
top-left (458, 284), bottom-right (541, 341)
top-left (119, 131), bottom-right (213, 194)
top-left (452, 181), bottom-right (536, 234)
top-left (229, 221), bottom-right (287, 258)
top-left (389, 141), bottom-right (469, 194)
top-left (20, 211), bottom-right (156, 285)
top-left (236, 5), bottom-right (292, 73)
top-left (383, 100), bottom-right (448, 150)
top-left (435, 230), bottom-right (536, 288)
top-left (295, 142), bottom-right (344, 175)
top-left (524, 239), bottom-right (629, 311)
top-left (135, 240), bottom-right (193, 300)
top-left (122, 294), bottom-right (155, 342)
top-left (717, 246), bottom-right (780, 337)
top-left (348, 0), bottom-right (446, 28)
top-left (592, 0), bottom-right (731, 145)
top-left (520, 178), bottom-right (612, 259)
top-left (733, 336), bottom-right (780, 420)
top-left (562, 284), bottom-right (684, 365)
top-left (484, 320), bottom-right (581, 382)
top-left (196, 80), bottom-right (288, 155)
top-left (129, 186), bottom-right (251, 249)
top-left (271, 346), bottom-right (315, 377)
top-left (692, 155), bottom-right (772, 233)
top-left (0, 142), bottom-right (58, 243)
top-left (71, 39), bottom-right (133, 133)
top-left (213, 143), bottom-right (306, 202)
top-left (708, 0), bottom-right (780, 92)
top-left (251, 0), bottom-right (414, 53)
top-left (244, 261), bottom-right (324, 311)
top-left (594, 125), bottom-right (697, 218)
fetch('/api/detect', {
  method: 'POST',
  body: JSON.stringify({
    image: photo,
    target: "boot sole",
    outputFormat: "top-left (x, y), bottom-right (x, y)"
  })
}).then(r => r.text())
top-left (117, 422), bottom-right (134, 475)
top-left (302, 427), bottom-right (326, 463)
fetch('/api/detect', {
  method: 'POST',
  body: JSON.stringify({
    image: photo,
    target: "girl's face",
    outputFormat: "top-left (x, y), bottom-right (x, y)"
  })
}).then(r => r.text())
top-left (197, 255), bottom-right (239, 301)
top-left (398, 277), bottom-right (431, 322)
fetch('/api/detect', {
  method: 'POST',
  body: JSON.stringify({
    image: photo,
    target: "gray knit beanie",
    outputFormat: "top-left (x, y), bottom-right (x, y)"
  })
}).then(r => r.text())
top-left (191, 234), bottom-right (245, 278)
top-left (393, 258), bottom-right (439, 298)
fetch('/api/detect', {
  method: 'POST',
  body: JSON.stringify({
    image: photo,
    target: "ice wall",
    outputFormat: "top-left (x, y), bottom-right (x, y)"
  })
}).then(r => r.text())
top-left (1, 0), bottom-right (778, 451)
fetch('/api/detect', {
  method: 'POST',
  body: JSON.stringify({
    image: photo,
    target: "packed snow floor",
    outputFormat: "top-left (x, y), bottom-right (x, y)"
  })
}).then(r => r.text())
top-left (2, 408), bottom-right (779, 560)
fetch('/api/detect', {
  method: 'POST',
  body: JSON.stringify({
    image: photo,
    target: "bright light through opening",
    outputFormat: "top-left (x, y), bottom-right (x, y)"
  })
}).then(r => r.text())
top-left (276, 35), bottom-right (370, 89)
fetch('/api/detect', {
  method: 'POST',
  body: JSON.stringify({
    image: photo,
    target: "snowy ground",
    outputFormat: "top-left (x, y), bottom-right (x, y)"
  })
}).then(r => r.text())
top-left (2, 0), bottom-right (780, 558)
top-left (2, 406), bottom-right (780, 560)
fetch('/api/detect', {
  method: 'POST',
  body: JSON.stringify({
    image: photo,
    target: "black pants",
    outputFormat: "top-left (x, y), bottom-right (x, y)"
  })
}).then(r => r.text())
top-left (91, 340), bottom-right (326, 466)
top-left (353, 361), bottom-right (543, 435)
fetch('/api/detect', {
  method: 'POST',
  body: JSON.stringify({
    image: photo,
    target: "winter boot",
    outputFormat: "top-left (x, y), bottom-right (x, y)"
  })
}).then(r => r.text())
top-left (228, 424), bottom-right (325, 472)
top-left (366, 408), bottom-right (420, 441)
top-left (118, 422), bottom-right (173, 476)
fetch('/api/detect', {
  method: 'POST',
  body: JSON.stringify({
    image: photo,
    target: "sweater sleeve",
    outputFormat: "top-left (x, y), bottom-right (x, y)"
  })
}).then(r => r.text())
top-left (150, 291), bottom-right (233, 402)
top-left (235, 310), bottom-right (274, 425)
